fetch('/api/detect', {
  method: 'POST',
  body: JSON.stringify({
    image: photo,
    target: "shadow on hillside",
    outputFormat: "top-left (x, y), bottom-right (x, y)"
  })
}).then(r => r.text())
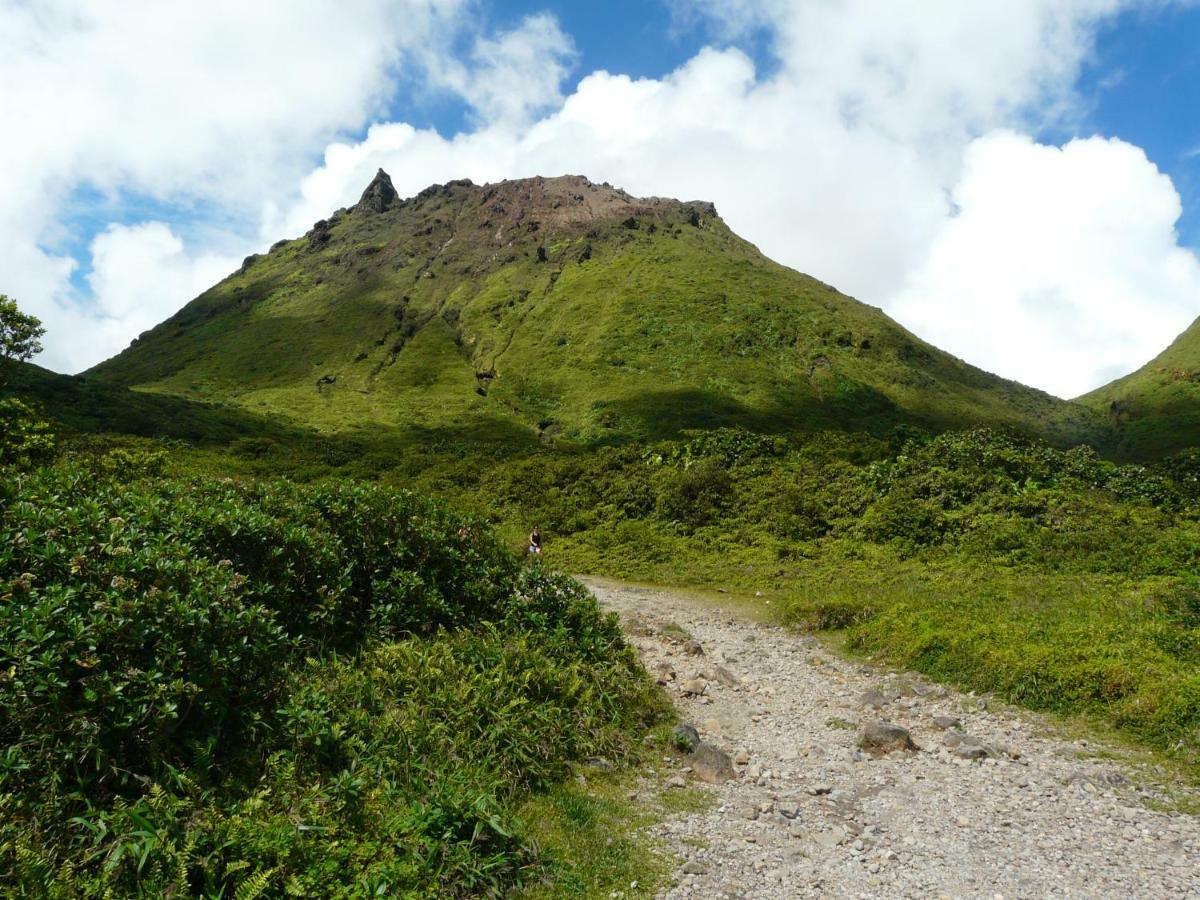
top-left (9, 365), bottom-right (310, 446)
top-left (342, 417), bottom-right (542, 458)
top-left (1104, 391), bottom-right (1200, 461)
top-left (595, 383), bottom-right (903, 444)
top-left (12, 362), bottom-right (547, 466)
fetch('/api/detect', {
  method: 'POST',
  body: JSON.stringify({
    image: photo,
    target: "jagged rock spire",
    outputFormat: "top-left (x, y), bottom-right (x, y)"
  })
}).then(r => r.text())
top-left (356, 168), bottom-right (398, 214)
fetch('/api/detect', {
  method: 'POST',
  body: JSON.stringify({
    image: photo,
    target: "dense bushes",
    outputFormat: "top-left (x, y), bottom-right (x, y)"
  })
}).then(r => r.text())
top-left (0, 468), bottom-right (661, 897)
top-left (428, 427), bottom-right (1200, 771)
top-left (478, 427), bottom-right (1200, 577)
top-left (656, 457), bottom-right (733, 532)
top-left (0, 398), bottom-right (55, 470)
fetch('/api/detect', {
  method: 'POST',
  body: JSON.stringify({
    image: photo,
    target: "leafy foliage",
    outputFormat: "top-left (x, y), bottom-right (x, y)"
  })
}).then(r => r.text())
top-left (0, 469), bottom-right (662, 897)
top-left (0, 295), bottom-right (45, 389)
top-left (656, 457), bottom-right (733, 532)
top-left (0, 398), bottom-right (55, 470)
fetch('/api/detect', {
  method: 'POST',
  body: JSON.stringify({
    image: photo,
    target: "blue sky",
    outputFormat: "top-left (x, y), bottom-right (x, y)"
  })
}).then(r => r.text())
top-left (5, 0), bottom-right (1200, 396)
top-left (1075, 4), bottom-right (1200, 246)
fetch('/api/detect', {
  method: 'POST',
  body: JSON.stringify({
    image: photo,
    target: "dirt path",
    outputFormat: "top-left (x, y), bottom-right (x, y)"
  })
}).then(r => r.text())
top-left (584, 578), bottom-right (1200, 899)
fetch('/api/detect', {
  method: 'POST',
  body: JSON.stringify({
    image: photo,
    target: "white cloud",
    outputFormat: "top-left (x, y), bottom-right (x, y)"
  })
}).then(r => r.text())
top-left (437, 13), bottom-right (577, 127)
top-left (0, 0), bottom-right (475, 372)
top-left (1, 0), bottom-right (469, 203)
top-left (678, 0), bottom-right (1126, 139)
top-left (889, 132), bottom-right (1200, 398)
top-left (6, 0), bottom-right (1200, 397)
top-left (10, 221), bottom-right (242, 375)
top-left (84, 222), bottom-right (241, 359)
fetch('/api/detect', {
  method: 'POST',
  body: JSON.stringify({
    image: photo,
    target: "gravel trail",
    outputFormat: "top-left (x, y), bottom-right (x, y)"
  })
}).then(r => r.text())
top-left (584, 578), bottom-right (1200, 899)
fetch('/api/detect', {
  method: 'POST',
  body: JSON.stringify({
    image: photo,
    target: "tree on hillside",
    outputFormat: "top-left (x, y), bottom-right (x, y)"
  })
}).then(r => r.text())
top-left (0, 294), bottom-right (46, 389)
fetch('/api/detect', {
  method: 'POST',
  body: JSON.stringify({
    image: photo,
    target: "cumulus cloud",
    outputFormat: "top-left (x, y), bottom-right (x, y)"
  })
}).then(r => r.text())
top-left (84, 223), bottom-right (241, 360)
top-left (0, 0), bottom-right (474, 372)
top-left (2, 0), bottom-right (468, 201)
top-left (6, 0), bottom-right (1200, 396)
top-left (677, 0), bottom-right (1125, 140)
top-left (889, 132), bottom-right (1200, 398)
top-left (436, 13), bottom-right (577, 127)
top-left (13, 220), bottom-right (243, 374)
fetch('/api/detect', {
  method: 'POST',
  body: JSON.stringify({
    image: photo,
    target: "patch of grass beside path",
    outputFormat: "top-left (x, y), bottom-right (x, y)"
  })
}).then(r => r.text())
top-left (514, 733), bottom-right (712, 899)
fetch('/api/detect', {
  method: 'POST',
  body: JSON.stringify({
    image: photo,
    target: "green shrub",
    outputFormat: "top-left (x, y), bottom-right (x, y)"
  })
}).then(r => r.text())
top-left (656, 456), bottom-right (732, 532)
top-left (90, 445), bottom-right (169, 478)
top-left (855, 490), bottom-right (949, 549)
top-left (0, 468), bottom-right (662, 897)
top-left (0, 397), bottom-right (55, 470)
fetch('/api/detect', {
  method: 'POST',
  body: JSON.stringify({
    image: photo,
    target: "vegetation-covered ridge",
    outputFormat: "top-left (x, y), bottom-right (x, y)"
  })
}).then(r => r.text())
top-left (85, 172), bottom-right (1104, 448)
top-left (1083, 313), bottom-right (1200, 459)
top-left (9, 361), bottom-right (316, 447)
top-left (0, 464), bottom-right (666, 897)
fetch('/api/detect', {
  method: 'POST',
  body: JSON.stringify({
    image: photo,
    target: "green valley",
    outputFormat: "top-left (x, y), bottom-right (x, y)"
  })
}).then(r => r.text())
top-left (5, 171), bottom-right (1200, 897)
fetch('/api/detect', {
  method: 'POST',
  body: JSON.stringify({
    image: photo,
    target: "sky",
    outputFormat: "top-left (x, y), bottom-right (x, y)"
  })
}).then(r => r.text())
top-left (3, 0), bottom-right (1200, 399)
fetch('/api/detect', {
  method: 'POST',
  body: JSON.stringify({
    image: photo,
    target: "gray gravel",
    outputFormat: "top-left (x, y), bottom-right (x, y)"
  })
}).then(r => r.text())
top-left (586, 578), bottom-right (1200, 899)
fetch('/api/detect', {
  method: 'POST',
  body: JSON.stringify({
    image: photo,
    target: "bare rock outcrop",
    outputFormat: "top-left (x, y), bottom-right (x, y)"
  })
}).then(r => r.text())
top-left (357, 168), bottom-right (398, 214)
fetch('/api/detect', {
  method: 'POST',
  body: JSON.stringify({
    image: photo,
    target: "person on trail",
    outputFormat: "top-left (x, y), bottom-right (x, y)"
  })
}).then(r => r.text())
top-left (528, 525), bottom-right (542, 557)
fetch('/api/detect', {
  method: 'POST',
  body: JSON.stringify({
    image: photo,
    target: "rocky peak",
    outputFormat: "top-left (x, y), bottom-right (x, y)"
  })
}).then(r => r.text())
top-left (343, 170), bottom-right (720, 240)
top-left (467, 175), bottom-right (719, 234)
top-left (356, 168), bottom-right (398, 214)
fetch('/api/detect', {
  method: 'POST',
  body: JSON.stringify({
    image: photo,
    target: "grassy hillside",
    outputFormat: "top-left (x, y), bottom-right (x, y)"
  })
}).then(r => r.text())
top-left (1082, 315), bottom-right (1200, 459)
top-left (9, 361), bottom-right (308, 445)
top-left (87, 173), bottom-right (1104, 448)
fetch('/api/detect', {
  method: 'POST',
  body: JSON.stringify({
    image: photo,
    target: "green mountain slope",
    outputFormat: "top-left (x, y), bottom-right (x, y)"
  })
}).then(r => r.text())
top-left (88, 171), bottom-right (1103, 446)
top-left (9, 362), bottom-right (306, 445)
top-left (1082, 316), bottom-right (1200, 459)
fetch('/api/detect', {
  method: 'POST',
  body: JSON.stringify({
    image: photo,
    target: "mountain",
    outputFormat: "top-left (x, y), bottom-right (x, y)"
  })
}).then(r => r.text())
top-left (86, 171), bottom-right (1103, 448)
top-left (1081, 316), bottom-right (1200, 459)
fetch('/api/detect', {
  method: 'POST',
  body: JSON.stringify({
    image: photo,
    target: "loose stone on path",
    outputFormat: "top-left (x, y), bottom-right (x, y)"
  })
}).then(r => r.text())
top-left (585, 577), bottom-right (1200, 899)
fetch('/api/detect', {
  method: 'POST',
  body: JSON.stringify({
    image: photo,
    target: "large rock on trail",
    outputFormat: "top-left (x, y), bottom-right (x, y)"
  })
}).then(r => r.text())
top-left (857, 721), bottom-right (919, 756)
top-left (944, 730), bottom-right (1003, 760)
top-left (691, 742), bottom-right (736, 783)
